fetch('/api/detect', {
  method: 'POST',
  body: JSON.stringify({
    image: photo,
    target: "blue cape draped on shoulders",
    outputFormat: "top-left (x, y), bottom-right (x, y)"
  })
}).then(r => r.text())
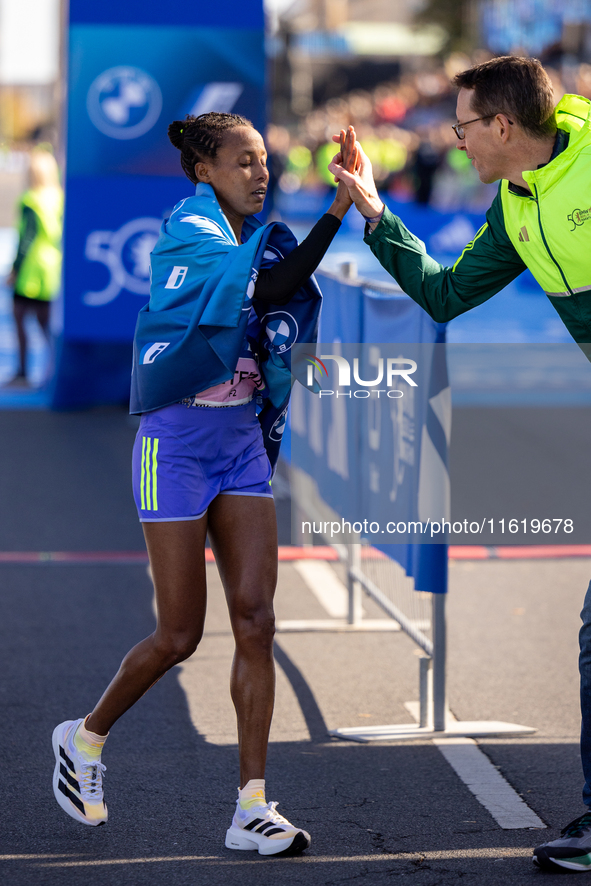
top-left (130, 182), bottom-right (322, 469)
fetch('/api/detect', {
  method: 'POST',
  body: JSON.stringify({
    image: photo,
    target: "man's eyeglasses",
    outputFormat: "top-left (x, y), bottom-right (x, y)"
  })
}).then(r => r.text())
top-left (452, 114), bottom-right (513, 139)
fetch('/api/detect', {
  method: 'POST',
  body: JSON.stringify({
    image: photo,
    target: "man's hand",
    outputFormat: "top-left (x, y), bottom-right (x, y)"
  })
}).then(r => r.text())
top-left (329, 129), bottom-right (383, 220)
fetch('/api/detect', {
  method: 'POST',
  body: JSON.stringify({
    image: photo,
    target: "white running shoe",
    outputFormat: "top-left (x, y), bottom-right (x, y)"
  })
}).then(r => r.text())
top-left (225, 799), bottom-right (311, 856)
top-left (52, 719), bottom-right (108, 826)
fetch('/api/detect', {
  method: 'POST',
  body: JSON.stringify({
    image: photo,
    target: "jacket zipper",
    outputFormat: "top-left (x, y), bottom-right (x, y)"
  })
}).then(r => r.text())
top-left (532, 183), bottom-right (573, 295)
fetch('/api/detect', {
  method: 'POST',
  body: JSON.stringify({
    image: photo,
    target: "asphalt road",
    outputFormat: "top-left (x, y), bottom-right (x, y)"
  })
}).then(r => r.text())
top-left (0, 407), bottom-right (588, 885)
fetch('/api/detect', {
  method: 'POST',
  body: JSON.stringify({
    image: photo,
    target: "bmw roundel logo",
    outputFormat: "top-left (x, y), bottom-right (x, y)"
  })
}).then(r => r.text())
top-left (264, 311), bottom-right (299, 353)
top-left (87, 66), bottom-right (162, 140)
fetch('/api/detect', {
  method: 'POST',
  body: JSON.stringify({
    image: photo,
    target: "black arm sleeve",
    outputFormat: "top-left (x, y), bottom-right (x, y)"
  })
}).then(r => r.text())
top-left (254, 213), bottom-right (341, 305)
top-left (12, 205), bottom-right (38, 275)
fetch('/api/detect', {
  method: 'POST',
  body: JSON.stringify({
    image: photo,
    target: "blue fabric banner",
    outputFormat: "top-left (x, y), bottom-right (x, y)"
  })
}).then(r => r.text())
top-left (70, 1), bottom-right (263, 28)
top-left (51, 0), bottom-right (266, 408)
top-left (290, 272), bottom-right (449, 594)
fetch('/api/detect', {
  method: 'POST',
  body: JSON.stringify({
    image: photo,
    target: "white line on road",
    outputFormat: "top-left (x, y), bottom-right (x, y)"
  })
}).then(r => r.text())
top-left (25, 848), bottom-right (536, 868)
top-left (293, 559), bottom-right (359, 619)
top-left (403, 702), bottom-right (545, 830)
top-left (432, 736), bottom-right (546, 830)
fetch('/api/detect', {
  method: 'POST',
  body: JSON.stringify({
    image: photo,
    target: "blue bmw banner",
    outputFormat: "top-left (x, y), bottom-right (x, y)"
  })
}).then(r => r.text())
top-left (51, 1), bottom-right (266, 407)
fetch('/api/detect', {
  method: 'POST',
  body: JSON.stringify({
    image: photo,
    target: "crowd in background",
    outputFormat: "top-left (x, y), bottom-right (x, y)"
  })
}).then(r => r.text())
top-left (266, 52), bottom-right (591, 213)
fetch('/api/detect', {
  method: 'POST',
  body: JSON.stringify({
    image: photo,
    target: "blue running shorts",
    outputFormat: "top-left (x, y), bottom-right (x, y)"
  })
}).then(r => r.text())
top-left (132, 400), bottom-right (273, 522)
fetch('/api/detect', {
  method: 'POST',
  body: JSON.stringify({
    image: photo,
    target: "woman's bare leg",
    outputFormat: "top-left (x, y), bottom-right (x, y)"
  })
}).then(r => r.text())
top-left (86, 517), bottom-right (209, 736)
top-left (207, 494), bottom-right (278, 788)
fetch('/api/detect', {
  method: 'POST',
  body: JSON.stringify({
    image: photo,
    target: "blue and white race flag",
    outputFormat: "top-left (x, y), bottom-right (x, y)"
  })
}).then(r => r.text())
top-left (130, 183), bottom-right (322, 468)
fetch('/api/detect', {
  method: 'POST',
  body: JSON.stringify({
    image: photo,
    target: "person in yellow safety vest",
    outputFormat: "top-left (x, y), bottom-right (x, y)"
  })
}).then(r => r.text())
top-left (6, 147), bottom-right (63, 387)
top-left (329, 56), bottom-right (591, 874)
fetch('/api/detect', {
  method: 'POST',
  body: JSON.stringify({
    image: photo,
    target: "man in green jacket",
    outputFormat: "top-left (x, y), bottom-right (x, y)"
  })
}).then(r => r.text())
top-left (329, 55), bottom-right (591, 873)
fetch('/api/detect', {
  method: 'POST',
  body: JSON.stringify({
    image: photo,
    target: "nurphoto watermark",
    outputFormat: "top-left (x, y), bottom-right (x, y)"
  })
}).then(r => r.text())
top-left (290, 343), bottom-right (591, 546)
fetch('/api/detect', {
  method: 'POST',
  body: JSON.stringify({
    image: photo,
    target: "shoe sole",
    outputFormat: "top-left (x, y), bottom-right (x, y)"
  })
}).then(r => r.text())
top-left (533, 853), bottom-right (591, 872)
top-left (52, 722), bottom-right (107, 827)
top-left (225, 825), bottom-right (311, 856)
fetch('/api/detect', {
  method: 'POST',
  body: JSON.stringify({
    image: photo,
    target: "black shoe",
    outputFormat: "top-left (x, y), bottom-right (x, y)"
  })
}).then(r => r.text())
top-left (533, 812), bottom-right (591, 872)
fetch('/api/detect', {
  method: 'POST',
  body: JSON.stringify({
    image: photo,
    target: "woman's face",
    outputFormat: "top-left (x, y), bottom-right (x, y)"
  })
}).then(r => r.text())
top-left (195, 126), bottom-right (269, 223)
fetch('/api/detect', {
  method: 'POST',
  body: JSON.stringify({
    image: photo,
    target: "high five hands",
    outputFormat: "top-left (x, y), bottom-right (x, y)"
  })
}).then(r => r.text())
top-left (329, 126), bottom-right (384, 222)
top-left (326, 125), bottom-right (359, 220)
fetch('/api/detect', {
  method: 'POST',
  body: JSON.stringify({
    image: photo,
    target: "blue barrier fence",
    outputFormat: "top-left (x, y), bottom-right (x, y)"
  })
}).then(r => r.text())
top-left (289, 271), bottom-right (449, 595)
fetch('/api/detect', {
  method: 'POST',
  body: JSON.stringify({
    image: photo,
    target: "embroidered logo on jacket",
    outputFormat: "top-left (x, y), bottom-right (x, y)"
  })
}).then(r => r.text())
top-left (568, 208), bottom-right (591, 231)
top-left (518, 226), bottom-right (529, 242)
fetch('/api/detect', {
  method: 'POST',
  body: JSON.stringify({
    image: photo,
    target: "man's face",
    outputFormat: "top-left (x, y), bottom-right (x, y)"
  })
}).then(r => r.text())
top-left (455, 88), bottom-right (504, 184)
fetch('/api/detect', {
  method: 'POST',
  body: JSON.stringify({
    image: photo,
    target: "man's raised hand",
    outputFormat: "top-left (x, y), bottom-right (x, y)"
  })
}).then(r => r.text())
top-left (329, 128), bottom-right (383, 220)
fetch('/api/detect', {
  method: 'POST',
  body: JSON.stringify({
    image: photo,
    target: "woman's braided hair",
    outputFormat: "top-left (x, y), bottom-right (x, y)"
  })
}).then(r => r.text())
top-left (168, 112), bottom-right (253, 184)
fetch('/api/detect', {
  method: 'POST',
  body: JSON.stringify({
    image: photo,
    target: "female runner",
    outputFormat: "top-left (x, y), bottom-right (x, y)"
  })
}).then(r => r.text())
top-left (52, 112), bottom-right (357, 856)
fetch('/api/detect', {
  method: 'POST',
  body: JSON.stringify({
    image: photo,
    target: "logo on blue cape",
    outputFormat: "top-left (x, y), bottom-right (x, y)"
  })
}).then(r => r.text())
top-left (140, 342), bottom-right (170, 365)
top-left (243, 269), bottom-right (257, 311)
top-left (165, 266), bottom-right (188, 290)
top-left (264, 311), bottom-right (299, 354)
top-left (269, 407), bottom-right (288, 442)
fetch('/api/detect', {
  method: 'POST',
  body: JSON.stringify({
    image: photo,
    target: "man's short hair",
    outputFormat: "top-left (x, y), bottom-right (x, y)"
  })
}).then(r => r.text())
top-left (454, 56), bottom-right (556, 139)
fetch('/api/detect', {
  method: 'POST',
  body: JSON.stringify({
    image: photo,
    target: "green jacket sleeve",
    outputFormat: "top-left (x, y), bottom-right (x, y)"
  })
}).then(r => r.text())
top-left (363, 191), bottom-right (527, 323)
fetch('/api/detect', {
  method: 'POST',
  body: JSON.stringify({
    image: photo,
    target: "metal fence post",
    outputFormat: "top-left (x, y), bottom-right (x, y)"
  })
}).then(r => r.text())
top-left (347, 544), bottom-right (363, 625)
top-left (432, 592), bottom-right (447, 731)
top-left (419, 656), bottom-right (433, 729)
